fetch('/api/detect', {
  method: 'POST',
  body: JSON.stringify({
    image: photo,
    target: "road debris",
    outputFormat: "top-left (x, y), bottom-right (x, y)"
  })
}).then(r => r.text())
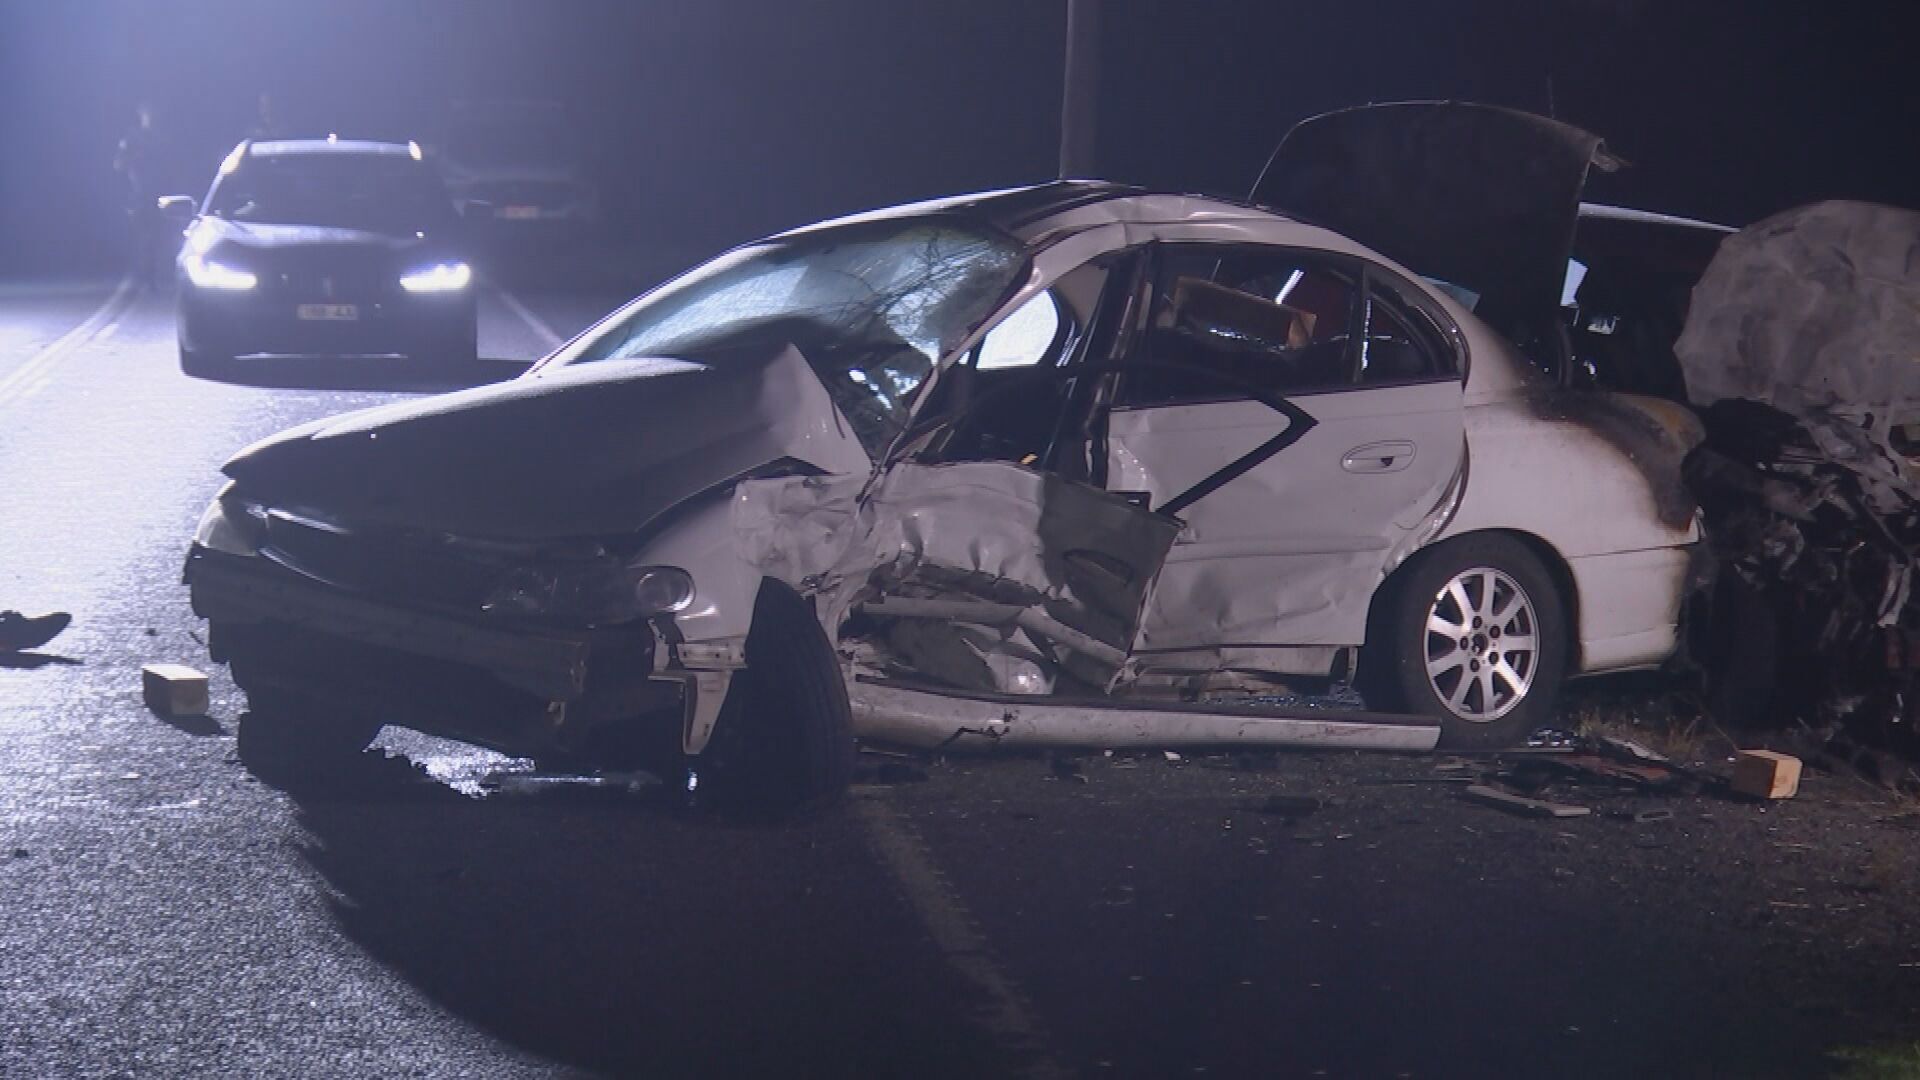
top-left (478, 770), bottom-right (657, 797)
top-left (1048, 756), bottom-right (1088, 784)
top-left (141, 663), bottom-right (209, 717)
top-left (1256, 794), bottom-right (1323, 820)
top-left (1732, 749), bottom-right (1803, 799)
top-left (1462, 784), bottom-right (1593, 819)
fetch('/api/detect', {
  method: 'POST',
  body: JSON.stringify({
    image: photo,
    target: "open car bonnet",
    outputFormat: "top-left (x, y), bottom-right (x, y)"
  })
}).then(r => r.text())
top-left (222, 347), bottom-right (871, 541)
top-left (1253, 101), bottom-right (1619, 319)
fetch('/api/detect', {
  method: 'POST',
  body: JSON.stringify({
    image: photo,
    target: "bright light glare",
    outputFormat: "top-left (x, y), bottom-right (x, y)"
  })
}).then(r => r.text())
top-left (399, 262), bottom-right (473, 292)
top-left (183, 254), bottom-right (257, 290)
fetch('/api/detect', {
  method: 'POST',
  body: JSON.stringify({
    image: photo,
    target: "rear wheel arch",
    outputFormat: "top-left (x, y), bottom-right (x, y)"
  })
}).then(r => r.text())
top-left (1371, 528), bottom-right (1580, 668)
top-left (1361, 528), bottom-right (1578, 747)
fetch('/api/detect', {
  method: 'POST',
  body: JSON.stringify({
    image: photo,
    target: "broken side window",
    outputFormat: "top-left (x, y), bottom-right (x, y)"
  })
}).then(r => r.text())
top-left (1118, 246), bottom-right (1362, 406)
top-left (917, 261), bottom-right (1114, 470)
top-left (975, 291), bottom-right (1064, 371)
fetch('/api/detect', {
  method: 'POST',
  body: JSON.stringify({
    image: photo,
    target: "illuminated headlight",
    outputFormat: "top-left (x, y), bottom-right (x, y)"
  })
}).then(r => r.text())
top-left (399, 262), bottom-right (472, 292)
top-left (183, 253), bottom-right (257, 290)
top-left (484, 562), bottom-right (694, 624)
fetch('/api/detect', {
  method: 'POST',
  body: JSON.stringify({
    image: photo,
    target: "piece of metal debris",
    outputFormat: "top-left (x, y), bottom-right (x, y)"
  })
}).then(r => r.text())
top-left (1462, 784), bottom-right (1593, 819)
top-left (480, 771), bottom-right (657, 796)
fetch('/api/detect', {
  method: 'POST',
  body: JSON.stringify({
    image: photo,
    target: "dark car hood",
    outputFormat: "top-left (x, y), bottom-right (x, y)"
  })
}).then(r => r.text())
top-left (1253, 101), bottom-right (1619, 318)
top-left (200, 217), bottom-right (437, 253)
top-left (223, 345), bottom-right (872, 541)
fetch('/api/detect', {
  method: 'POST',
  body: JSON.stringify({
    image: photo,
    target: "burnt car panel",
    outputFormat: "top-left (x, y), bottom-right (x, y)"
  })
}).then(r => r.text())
top-left (1676, 201), bottom-right (1920, 755)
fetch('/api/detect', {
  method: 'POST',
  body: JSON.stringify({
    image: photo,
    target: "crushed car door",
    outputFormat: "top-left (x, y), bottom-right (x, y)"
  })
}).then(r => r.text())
top-left (742, 262), bottom-right (1184, 695)
top-left (1104, 244), bottom-right (1467, 656)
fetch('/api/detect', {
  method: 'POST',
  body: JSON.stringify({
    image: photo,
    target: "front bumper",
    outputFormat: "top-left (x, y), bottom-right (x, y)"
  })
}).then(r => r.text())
top-left (185, 548), bottom-right (695, 762)
top-left (178, 287), bottom-right (476, 359)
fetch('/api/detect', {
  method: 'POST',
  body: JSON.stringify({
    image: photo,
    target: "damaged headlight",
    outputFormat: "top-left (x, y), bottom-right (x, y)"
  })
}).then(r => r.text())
top-left (194, 487), bottom-right (270, 553)
top-left (484, 562), bottom-right (694, 625)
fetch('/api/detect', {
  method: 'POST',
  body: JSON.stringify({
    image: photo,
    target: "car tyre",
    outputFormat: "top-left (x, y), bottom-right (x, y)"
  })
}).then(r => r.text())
top-left (236, 689), bottom-right (383, 789)
top-left (703, 582), bottom-right (854, 813)
top-left (1363, 533), bottom-right (1569, 750)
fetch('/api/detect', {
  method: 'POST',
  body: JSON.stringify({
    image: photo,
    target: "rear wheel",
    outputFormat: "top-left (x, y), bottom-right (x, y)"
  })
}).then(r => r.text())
top-left (236, 688), bottom-right (383, 788)
top-left (701, 583), bottom-right (854, 812)
top-left (1363, 534), bottom-right (1569, 749)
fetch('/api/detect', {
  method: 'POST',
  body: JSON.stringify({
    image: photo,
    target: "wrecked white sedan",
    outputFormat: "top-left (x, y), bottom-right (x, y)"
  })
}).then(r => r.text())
top-left (185, 104), bottom-right (1702, 804)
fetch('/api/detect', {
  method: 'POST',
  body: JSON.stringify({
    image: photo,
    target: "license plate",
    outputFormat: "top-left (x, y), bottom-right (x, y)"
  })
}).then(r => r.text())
top-left (498, 205), bottom-right (541, 219)
top-left (296, 304), bottom-right (359, 321)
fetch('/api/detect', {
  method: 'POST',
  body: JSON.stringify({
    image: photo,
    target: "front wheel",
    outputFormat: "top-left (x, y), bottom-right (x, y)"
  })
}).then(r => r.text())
top-left (1363, 534), bottom-right (1569, 749)
top-left (701, 583), bottom-right (854, 813)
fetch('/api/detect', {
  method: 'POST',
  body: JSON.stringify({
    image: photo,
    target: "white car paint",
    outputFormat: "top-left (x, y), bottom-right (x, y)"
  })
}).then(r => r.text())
top-left (653, 192), bottom-right (1701, 701)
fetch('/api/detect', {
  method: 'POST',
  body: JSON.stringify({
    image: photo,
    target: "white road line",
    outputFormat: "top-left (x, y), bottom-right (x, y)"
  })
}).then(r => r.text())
top-left (490, 282), bottom-right (565, 351)
top-left (0, 276), bottom-right (137, 407)
top-left (853, 796), bottom-right (1067, 1079)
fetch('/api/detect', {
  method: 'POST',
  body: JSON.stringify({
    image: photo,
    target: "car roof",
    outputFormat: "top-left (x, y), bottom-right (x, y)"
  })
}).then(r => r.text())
top-left (246, 138), bottom-right (418, 158)
top-left (778, 180), bottom-right (1279, 241)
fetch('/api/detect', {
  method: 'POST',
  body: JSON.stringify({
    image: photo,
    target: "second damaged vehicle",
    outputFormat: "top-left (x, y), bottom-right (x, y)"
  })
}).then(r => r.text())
top-left (185, 104), bottom-right (1704, 805)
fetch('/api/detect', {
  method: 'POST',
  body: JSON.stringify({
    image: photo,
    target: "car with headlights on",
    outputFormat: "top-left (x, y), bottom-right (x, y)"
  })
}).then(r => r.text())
top-left (163, 138), bottom-right (478, 376)
top-left (182, 104), bottom-right (1708, 808)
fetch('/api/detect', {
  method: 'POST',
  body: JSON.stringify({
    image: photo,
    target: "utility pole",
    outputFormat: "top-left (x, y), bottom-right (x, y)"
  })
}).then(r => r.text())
top-left (1058, 0), bottom-right (1099, 178)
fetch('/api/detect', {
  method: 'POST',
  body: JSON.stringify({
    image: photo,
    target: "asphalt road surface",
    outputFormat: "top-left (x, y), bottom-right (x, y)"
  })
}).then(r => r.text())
top-left (3, 263), bottom-right (1920, 1079)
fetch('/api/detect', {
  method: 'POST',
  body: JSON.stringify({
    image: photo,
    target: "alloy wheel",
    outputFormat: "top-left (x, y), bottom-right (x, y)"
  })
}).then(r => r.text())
top-left (1422, 566), bottom-right (1540, 722)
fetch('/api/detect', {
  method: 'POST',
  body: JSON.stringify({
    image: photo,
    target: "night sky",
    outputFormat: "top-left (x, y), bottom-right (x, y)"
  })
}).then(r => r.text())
top-left (1, 0), bottom-right (1914, 275)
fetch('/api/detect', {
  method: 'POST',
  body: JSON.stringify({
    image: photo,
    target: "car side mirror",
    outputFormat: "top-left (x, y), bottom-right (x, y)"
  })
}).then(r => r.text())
top-left (156, 195), bottom-right (198, 224)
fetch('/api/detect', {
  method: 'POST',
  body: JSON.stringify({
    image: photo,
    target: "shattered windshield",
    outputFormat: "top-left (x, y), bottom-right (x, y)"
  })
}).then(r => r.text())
top-left (548, 218), bottom-right (1027, 453)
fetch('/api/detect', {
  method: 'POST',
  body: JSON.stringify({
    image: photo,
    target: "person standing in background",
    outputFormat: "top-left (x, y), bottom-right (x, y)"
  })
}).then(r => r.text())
top-left (245, 92), bottom-right (286, 140)
top-left (112, 101), bottom-right (174, 287)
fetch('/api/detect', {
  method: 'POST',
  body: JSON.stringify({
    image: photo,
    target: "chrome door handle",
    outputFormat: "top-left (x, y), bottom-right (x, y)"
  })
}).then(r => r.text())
top-left (1342, 441), bottom-right (1416, 473)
